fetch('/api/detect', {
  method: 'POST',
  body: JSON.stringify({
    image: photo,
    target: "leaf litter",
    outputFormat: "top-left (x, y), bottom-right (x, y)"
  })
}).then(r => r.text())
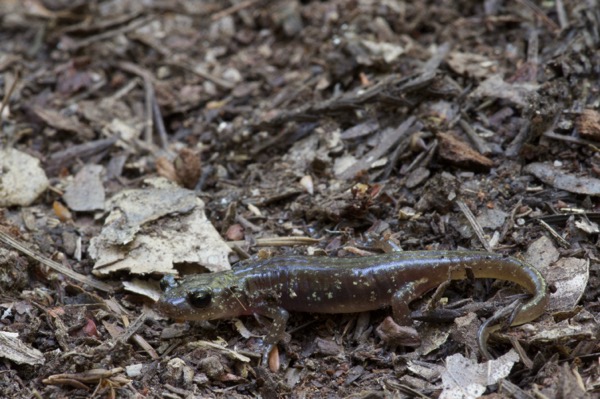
top-left (0, 0), bottom-right (599, 397)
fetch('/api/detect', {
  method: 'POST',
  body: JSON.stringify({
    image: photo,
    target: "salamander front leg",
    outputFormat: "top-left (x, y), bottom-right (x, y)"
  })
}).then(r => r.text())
top-left (254, 306), bottom-right (290, 364)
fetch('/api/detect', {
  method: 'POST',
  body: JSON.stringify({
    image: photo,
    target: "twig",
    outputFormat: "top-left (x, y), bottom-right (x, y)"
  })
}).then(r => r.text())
top-left (526, 29), bottom-right (539, 80)
top-left (226, 236), bottom-right (321, 248)
top-left (499, 199), bottom-right (522, 243)
top-left (538, 219), bottom-right (570, 248)
top-left (166, 59), bottom-right (235, 90)
top-left (116, 61), bottom-right (170, 151)
top-left (235, 214), bottom-right (262, 233)
top-left (143, 75), bottom-right (154, 145)
top-left (117, 62), bottom-right (155, 145)
top-left (0, 230), bottom-right (114, 293)
top-left (339, 117), bottom-right (416, 179)
top-left (64, 15), bottom-right (154, 51)
top-left (456, 200), bottom-right (493, 252)
top-left (46, 135), bottom-right (120, 175)
top-left (401, 137), bottom-right (436, 175)
top-left (506, 120), bottom-right (531, 157)
top-left (0, 68), bottom-right (19, 125)
top-left (381, 121), bottom-right (423, 179)
top-left (555, 0), bottom-right (569, 30)
top-left (117, 311), bottom-right (147, 343)
top-left (152, 93), bottom-right (168, 149)
top-left (211, 0), bottom-right (261, 21)
top-left (543, 131), bottom-right (600, 149)
top-left (458, 118), bottom-right (491, 155)
top-left (515, 0), bottom-right (559, 32)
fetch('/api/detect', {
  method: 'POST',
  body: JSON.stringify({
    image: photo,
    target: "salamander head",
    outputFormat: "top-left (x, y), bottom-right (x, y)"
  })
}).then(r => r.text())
top-left (156, 271), bottom-right (249, 321)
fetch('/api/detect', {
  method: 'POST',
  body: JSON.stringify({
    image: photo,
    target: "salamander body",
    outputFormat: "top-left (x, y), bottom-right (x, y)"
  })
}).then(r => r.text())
top-left (157, 251), bottom-right (548, 360)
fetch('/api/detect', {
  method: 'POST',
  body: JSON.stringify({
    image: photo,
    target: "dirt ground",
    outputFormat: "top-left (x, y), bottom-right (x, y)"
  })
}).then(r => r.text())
top-left (0, 0), bottom-right (599, 398)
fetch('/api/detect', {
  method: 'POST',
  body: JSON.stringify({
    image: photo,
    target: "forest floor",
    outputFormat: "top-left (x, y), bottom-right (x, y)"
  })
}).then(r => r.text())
top-left (0, 0), bottom-right (599, 398)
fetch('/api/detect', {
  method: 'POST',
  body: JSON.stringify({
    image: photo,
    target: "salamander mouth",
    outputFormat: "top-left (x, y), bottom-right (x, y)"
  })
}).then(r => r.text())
top-left (155, 296), bottom-right (190, 318)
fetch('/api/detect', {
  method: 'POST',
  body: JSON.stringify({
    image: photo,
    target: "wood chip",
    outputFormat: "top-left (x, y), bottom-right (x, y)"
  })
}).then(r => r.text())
top-left (576, 109), bottom-right (600, 141)
top-left (0, 331), bottom-right (44, 365)
top-left (437, 132), bottom-right (494, 170)
top-left (32, 106), bottom-right (94, 139)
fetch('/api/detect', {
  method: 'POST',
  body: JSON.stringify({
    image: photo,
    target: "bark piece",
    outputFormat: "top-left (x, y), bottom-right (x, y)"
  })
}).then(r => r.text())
top-left (576, 109), bottom-right (600, 141)
top-left (32, 106), bottom-right (94, 139)
top-left (337, 117), bottom-right (415, 179)
top-left (174, 149), bottom-right (201, 189)
top-left (437, 132), bottom-right (493, 170)
top-left (0, 331), bottom-right (44, 365)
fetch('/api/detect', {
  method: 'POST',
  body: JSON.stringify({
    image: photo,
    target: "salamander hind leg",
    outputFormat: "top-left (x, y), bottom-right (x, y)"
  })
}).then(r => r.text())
top-left (390, 279), bottom-right (431, 325)
top-left (376, 280), bottom-right (432, 348)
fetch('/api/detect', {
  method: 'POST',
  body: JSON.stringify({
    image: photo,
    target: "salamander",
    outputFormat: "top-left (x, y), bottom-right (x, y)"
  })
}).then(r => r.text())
top-left (156, 251), bottom-right (549, 361)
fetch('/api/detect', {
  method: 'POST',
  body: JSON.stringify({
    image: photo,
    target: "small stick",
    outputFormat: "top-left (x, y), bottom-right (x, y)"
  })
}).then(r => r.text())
top-left (0, 69), bottom-right (19, 124)
top-left (456, 200), bottom-right (493, 252)
top-left (0, 230), bottom-right (114, 293)
top-left (538, 219), bottom-right (570, 248)
top-left (227, 236), bottom-right (321, 248)
top-left (211, 0), bottom-right (261, 21)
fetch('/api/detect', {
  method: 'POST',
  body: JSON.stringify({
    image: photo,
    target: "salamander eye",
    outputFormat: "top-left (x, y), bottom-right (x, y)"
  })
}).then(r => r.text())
top-left (187, 290), bottom-right (212, 308)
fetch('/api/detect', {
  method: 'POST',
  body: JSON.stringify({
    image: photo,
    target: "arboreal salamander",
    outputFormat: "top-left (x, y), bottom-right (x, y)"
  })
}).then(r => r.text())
top-left (157, 251), bottom-right (548, 361)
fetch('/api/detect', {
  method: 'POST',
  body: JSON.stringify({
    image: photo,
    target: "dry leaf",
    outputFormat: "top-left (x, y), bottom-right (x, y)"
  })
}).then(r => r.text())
top-left (90, 180), bottom-right (231, 276)
top-left (440, 350), bottom-right (519, 399)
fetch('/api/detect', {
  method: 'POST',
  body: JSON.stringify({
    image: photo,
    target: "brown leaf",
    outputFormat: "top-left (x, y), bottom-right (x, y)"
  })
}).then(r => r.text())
top-left (174, 149), bottom-right (201, 189)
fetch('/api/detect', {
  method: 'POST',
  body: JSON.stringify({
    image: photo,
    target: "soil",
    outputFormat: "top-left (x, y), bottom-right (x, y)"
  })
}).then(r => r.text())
top-left (0, 0), bottom-right (599, 398)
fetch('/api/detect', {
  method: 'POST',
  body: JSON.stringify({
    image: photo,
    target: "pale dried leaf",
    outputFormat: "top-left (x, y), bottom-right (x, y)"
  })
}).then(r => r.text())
top-left (574, 218), bottom-right (600, 234)
top-left (525, 162), bottom-right (600, 196)
top-left (406, 360), bottom-right (444, 382)
top-left (32, 106), bottom-right (94, 138)
top-left (440, 350), bottom-right (519, 399)
top-left (92, 185), bottom-right (198, 246)
top-left (417, 323), bottom-right (452, 356)
top-left (63, 164), bottom-right (105, 212)
top-left (90, 184), bottom-right (231, 276)
top-left (123, 279), bottom-right (161, 302)
top-left (525, 235), bottom-right (560, 270)
top-left (544, 257), bottom-right (589, 312)
top-left (361, 40), bottom-right (405, 63)
top-left (475, 208), bottom-right (508, 229)
top-left (529, 311), bottom-right (596, 344)
top-left (447, 51), bottom-right (498, 78)
top-left (470, 74), bottom-right (539, 107)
